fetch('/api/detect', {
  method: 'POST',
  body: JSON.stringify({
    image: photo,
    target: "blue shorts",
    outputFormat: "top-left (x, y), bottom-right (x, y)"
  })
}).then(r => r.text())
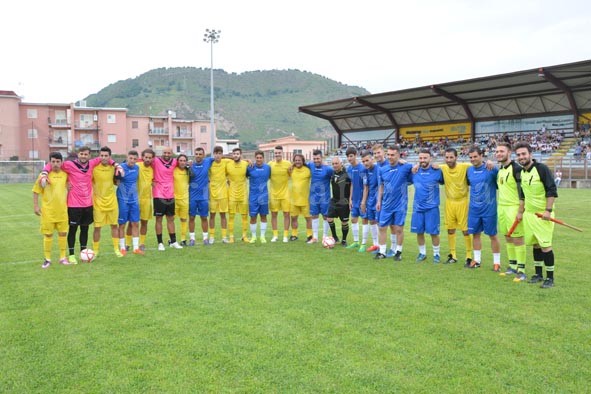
top-left (378, 208), bottom-right (407, 227)
top-left (310, 201), bottom-right (329, 217)
top-left (118, 201), bottom-right (140, 224)
top-left (468, 214), bottom-right (497, 236)
top-left (411, 207), bottom-right (440, 234)
top-left (189, 200), bottom-right (209, 217)
top-left (249, 199), bottom-right (269, 217)
top-left (350, 204), bottom-right (361, 218)
top-left (361, 206), bottom-right (377, 221)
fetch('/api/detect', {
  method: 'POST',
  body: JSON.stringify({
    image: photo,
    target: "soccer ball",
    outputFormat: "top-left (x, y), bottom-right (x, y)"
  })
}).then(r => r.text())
top-left (80, 248), bottom-right (95, 263)
top-left (322, 236), bottom-right (336, 249)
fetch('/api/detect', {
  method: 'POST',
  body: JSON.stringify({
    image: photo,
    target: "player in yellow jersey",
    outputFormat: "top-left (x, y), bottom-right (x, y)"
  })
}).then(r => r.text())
top-left (174, 154), bottom-right (190, 245)
top-left (92, 146), bottom-right (122, 258)
top-left (289, 154), bottom-right (312, 241)
top-left (439, 148), bottom-right (473, 265)
top-left (226, 148), bottom-right (250, 243)
top-left (34, 152), bottom-right (69, 268)
top-left (126, 148), bottom-right (154, 251)
top-left (208, 146), bottom-right (230, 243)
top-left (269, 145), bottom-right (292, 243)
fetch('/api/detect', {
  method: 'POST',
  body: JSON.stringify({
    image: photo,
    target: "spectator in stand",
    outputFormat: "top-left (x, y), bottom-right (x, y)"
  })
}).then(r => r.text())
top-left (554, 169), bottom-right (562, 187)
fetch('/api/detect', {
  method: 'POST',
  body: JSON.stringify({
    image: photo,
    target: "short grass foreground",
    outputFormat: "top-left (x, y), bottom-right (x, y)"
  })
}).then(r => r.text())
top-left (0, 184), bottom-right (589, 392)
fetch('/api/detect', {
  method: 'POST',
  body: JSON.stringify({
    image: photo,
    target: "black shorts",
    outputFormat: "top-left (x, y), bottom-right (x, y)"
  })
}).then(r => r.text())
top-left (68, 206), bottom-right (94, 226)
top-left (327, 203), bottom-right (350, 221)
top-left (153, 198), bottom-right (175, 217)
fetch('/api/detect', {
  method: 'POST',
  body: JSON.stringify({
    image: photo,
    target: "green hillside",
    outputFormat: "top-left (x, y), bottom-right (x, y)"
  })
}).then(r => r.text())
top-left (85, 68), bottom-right (369, 147)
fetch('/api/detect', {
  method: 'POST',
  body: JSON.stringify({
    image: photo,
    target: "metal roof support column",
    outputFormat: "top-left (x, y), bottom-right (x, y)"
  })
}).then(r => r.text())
top-left (538, 68), bottom-right (580, 130)
top-left (354, 97), bottom-right (399, 140)
top-left (431, 85), bottom-right (476, 140)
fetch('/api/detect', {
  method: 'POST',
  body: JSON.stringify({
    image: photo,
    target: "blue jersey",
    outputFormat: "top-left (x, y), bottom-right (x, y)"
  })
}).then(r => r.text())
top-left (362, 165), bottom-right (379, 207)
top-left (412, 166), bottom-right (444, 212)
top-left (379, 162), bottom-right (413, 212)
top-left (189, 157), bottom-right (214, 201)
top-left (467, 164), bottom-right (498, 217)
top-left (116, 162), bottom-right (139, 204)
top-left (307, 163), bottom-right (333, 204)
top-left (347, 162), bottom-right (365, 205)
top-left (247, 163), bottom-right (271, 203)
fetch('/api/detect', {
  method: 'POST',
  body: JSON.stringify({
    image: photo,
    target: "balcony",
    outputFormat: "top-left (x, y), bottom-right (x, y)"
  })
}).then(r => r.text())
top-left (75, 122), bottom-right (99, 130)
top-left (48, 135), bottom-right (68, 148)
top-left (149, 127), bottom-right (168, 135)
top-left (48, 119), bottom-right (70, 128)
top-left (173, 131), bottom-right (193, 139)
top-left (74, 140), bottom-right (100, 150)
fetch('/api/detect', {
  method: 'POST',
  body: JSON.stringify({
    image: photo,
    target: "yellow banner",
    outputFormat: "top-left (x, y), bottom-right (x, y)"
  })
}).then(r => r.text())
top-left (399, 122), bottom-right (472, 140)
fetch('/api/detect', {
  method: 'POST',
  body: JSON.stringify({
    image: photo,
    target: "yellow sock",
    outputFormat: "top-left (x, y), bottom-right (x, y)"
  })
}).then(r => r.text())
top-left (292, 228), bottom-right (298, 237)
top-left (241, 216), bottom-right (249, 237)
top-left (58, 235), bottom-right (67, 259)
top-left (273, 230), bottom-right (279, 237)
top-left (181, 221), bottom-right (188, 241)
top-left (448, 233), bottom-right (456, 258)
top-left (140, 234), bottom-right (146, 246)
top-left (221, 229), bottom-right (227, 238)
top-left (209, 229), bottom-right (215, 238)
top-left (112, 237), bottom-right (119, 252)
top-left (228, 219), bottom-right (235, 238)
top-left (125, 234), bottom-right (132, 247)
top-left (93, 241), bottom-right (100, 254)
top-left (306, 228), bottom-right (313, 237)
top-left (43, 236), bottom-right (52, 261)
top-left (283, 230), bottom-right (289, 238)
top-left (464, 235), bottom-right (473, 259)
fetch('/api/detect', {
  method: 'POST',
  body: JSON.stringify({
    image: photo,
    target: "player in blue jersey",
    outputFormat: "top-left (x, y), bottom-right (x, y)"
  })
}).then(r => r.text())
top-left (466, 146), bottom-right (501, 270)
top-left (188, 147), bottom-right (215, 245)
top-left (247, 151), bottom-right (271, 243)
top-left (306, 149), bottom-right (334, 243)
top-left (345, 147), bottom-right (365, 250)
top-left (360, 150), bottom-right (380, 253)
top-left (116, 150), bottom-right (143, 255)
top-left (375, 145), bottom-right (413, 261)
top-left (411, 149), bottom-right (444, 263)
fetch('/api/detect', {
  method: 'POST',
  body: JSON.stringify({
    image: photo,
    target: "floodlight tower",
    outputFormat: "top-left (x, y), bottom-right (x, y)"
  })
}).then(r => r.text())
top-left (203, 28), bottom-right (221, 153)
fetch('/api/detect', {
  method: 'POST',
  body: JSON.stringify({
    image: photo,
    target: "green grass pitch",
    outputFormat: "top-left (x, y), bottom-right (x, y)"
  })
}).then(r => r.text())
top-left (0, 183), bottom-right (589, 392)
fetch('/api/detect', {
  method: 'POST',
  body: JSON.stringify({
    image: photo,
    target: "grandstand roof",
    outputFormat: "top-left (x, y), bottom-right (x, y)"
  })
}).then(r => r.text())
top-left (299, 59), bottom-right (591, 134)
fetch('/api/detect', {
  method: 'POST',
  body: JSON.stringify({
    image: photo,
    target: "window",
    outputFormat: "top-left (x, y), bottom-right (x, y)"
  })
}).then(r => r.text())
top-left (107, 114), bottom-right (116, 124)
top-left (55, 110), bottom-right (67, 124)
top-left (132, 139), bottom-right (139, 148)
top-left (200, 126), bottom-right (207, 133)
top-left (27, 109), bottom-right (38, 119)
top-left (132, 121), bottom-right (138, 129)
top-left (29, 150), bottom-right (39, 159)
top-left (107, 134), bottom-right (117, 143)
top-left (28, 128), bottom-right (38, 138)
top-left (80, 114), bottom-right (93, 127)
top-left (293, 149), bottom-right (302, 155)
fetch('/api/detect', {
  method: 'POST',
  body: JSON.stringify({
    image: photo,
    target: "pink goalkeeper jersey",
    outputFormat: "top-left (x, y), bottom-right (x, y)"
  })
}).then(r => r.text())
top-left (152, 157), bottom-right (177, 199)
top-left (43, 157), bottom-right (110, 208)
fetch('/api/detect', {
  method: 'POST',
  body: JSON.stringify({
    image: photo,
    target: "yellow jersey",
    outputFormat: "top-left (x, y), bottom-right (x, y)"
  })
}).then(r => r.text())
top-left (268, 160), bottom-right (291, 200)
top-left (440, 162), bottom-right (470, 201)
top-left (32, 171), bottom-right (68, 223)
top-left (92, 164), bottom-right (117, 211)
top-left (290, 166), bottom-right (311, 206)
top-left (138, 163), bottom-right (154, 201)
top-left (209, 159), bottom-right (229, 200)
top-left (226, 160), bottom-right (249, 202)
top-left (173, 166), bottom-right (190, 202)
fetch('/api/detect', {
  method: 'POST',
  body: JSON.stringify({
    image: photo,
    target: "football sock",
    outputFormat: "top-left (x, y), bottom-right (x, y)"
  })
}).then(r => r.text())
top-left (157, 234), bottom-right (163, 244)
top-left (474, 249), bottom-right (481, 263)
top-left (291, 228), bottom-right (298, 237)
top-left (448, 232), bottom-right (456, 258)
top-left (341, 221), bottom-right (349, 241)
top-left (533, 247), bottom-right (544, 276)
top-left (323, 220), bottom-right (330, 238)
top-left (93, 241), bottom-right (100, 254)
top-left (242, 216), bottom-right (249, 237)
top-left (493, 253), bottom-right (501, 265)
top-left (250, 223), bottom-right (257, 238)
top-left (433, 244), bottom-right (440, 256)
top-left (125, 234), bottom-right (132, 248)
top-left (140, 234), bottom-right (146, 246)
top-left (390, 234), bottom-right (397, 251)
top-left (543, 250), bottom-right (555, 279)
top-left (464, 234), bottom-right (473, 259)
top-left (283, 230), bottom-right (289, 239)
top-left (418, 244), bottom-right (426, 255)
top-left (362, 224), bottom-right (369, 244)
top-left (371, 224), bottom-right (379, 246)
top-left (506, 242), bottom-right (516, 266)
top-left (260, 222), bottom-right (267, 237)
top-left (273, 230), bottom-right (278, 237)
top-left (43, 236), bottom-right (52, 261)
top-left (58, 235), bottom-right (67, 259)
top-left (112, 237), bottom-right (119, 252)
top-left (312, 218), bottom-right (319, 239)
top-left (180, 221), bottom-right (188, 241)
top-left (352, 223), bottom-right (359, 242)
top-left (79, 226), bottom-right (89, 251)
top-left (68, 225), bottom-right (78, 255)
top-left (189, 232), bottom-right (195, 241)
top-left (306, 228), bottom-right (313, 238)
top-left (119, 238), bottom-right (126, 249)
top-left (132, 237), bottom-right (139, 250)
top-left (329, 222), bottom-right (338, 239)
top-left (228, 219), bottom-right (235, 238)
top-left (515, 244), bottom-right (526, 273)
top-left (169, 233), bottom-right (177, 244)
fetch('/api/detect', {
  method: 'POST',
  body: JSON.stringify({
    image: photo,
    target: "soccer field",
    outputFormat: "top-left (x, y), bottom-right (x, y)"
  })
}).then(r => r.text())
top-left (0, 183), bottom-right (589, 392)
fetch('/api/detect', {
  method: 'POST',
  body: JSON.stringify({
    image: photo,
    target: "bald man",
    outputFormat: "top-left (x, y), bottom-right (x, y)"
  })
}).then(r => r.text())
top-left (326, 156), bottom-right (352, 246)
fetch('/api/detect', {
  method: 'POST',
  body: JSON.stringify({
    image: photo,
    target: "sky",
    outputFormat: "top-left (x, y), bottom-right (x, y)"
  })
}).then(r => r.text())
top-left (2, 0), bottom-right (590, 103)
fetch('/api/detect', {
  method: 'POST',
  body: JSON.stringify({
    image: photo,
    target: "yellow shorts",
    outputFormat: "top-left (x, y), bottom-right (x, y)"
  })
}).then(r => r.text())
top-left (270, 198), bottom-right (290, 212)
top-left (175, 199), bottom-right (189, 219)
top-left (210, 198), bottom-right (228, 213)
top-left (498, 205), bottom-right (524, 238)
top-left (523, 210), bottom-right (554, 248)
top-left (40, 220), bottom-right (68, 234)
top-left (290, 204), bottom-right (310, 217)
top-left (228, 201), bottom-right (248, 215)
top-left (445, 198), bottom-right (469, 231)
top-left (139, 198), bottom-right (152, 221)
top-left (94, 208), bottom-right (118, 227)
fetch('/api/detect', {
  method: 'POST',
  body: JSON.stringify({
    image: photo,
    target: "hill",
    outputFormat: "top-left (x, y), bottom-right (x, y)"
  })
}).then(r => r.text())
top-left (85, 68), bottom-right (369, 148)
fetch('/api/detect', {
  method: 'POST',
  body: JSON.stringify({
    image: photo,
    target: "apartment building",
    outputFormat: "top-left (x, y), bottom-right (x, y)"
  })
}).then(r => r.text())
top-left (0, 91), bottom-right (214, 160)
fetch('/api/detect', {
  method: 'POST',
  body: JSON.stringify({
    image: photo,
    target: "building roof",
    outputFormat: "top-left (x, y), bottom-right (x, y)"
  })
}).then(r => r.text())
top-left (299, 59), bottom-right (591, 133)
